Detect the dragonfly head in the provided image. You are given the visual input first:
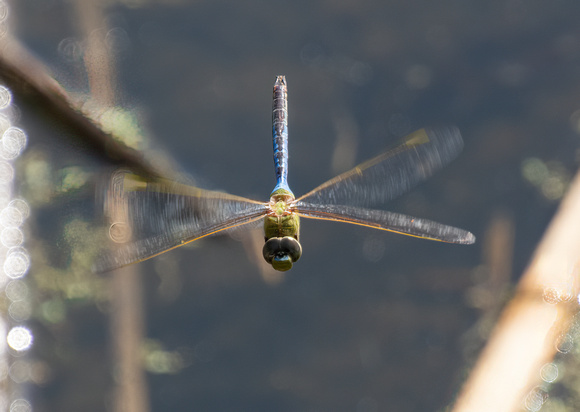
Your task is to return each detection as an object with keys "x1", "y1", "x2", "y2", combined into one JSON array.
[{"x1": 262, "y1": 236, "x2": 302, "y2": 271}]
